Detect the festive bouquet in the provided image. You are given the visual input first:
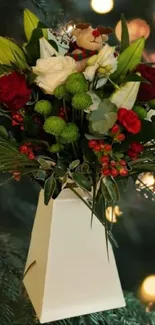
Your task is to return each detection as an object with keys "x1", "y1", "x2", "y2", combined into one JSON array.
[{"x1": 0, "y1": 9, "x2": 155, "y2": 224}]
